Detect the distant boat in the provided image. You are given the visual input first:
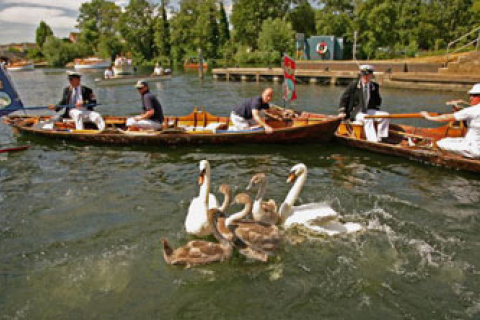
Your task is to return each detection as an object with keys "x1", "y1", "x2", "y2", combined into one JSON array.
[
  {"x1": 183, "y1": 57, "x2": 208, "y2": 69},
  {"x1": 95, "y1": 74, "x2": 171, "y2": 86},
  {"x1": 74, "y1": 57, "x2": 111, "y2": 70},
  {"x1": 6, "y1": 61, "x2": 34, "y2": 71},
  {"x1": 113, "y1": 64, "x2": 136, "y2": 75}
]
